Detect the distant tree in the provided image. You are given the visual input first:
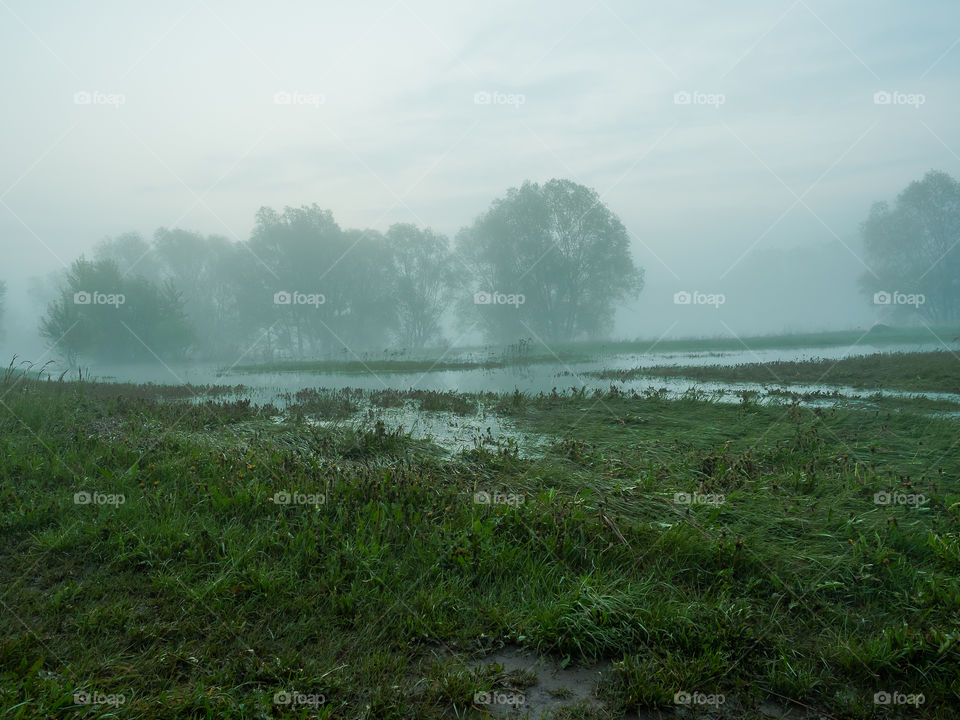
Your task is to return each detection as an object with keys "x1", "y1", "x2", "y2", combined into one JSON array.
[
  {"x1": 152, "y1": 228, "x2": 246, "y2": 359},
  {"x1": 39, "y1": 257, "x2": 192, "y2": 364},
  {"x1": 337, "y1": 228, "x2": 397, "y2": 351},
  {"x1": 93, "y1": 232, "x2": 157, "y2": 278},
  {"x1": 246, "y1": 205, "x2": 397, "y2": 358},
  {"x1": 246, "y1": 205, "x2": 343, "y2": 357},
  {"x1": 860, "y1": 170, "x2": 960, "y2": 325},
  {"x1": 456, "y1": 179, "x2": 643, "y2": 343},
  {"x1": 385, "y1": 223, "x2": 459, "y2": 348}
]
